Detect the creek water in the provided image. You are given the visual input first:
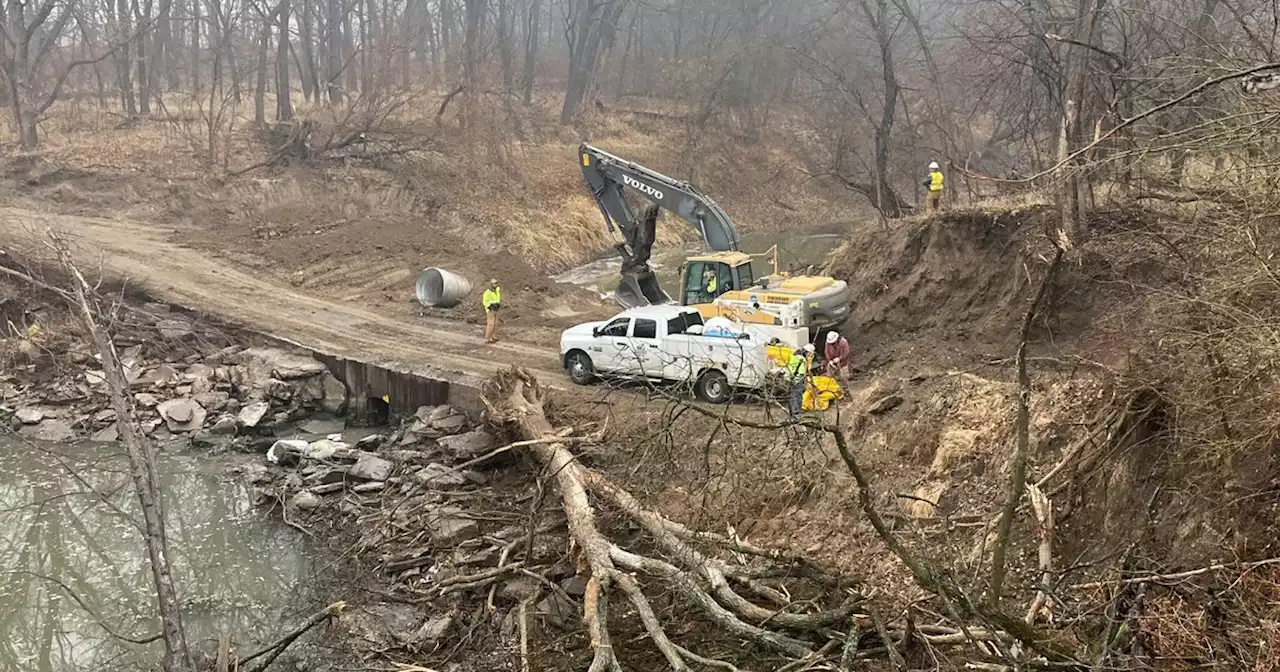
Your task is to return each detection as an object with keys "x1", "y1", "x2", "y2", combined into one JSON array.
[
  {"x1": 552, "y1": 231, "x2": 848, "y2": 300},
  {"x1": 0, "y1": 437, "x2": 321, "y2": 672}
]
